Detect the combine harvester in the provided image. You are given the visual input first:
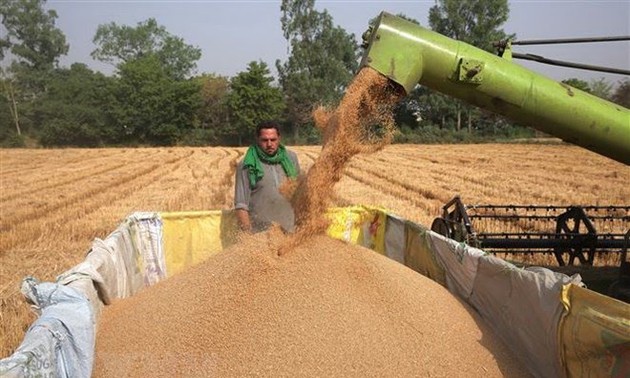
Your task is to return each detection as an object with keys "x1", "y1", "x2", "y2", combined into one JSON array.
[
  {"x1": 1, "y1": 12, "x2": 629, "y2": 378},
  {"x1": 431, "y1": 196, "x2": 629, "y2": 291}
]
